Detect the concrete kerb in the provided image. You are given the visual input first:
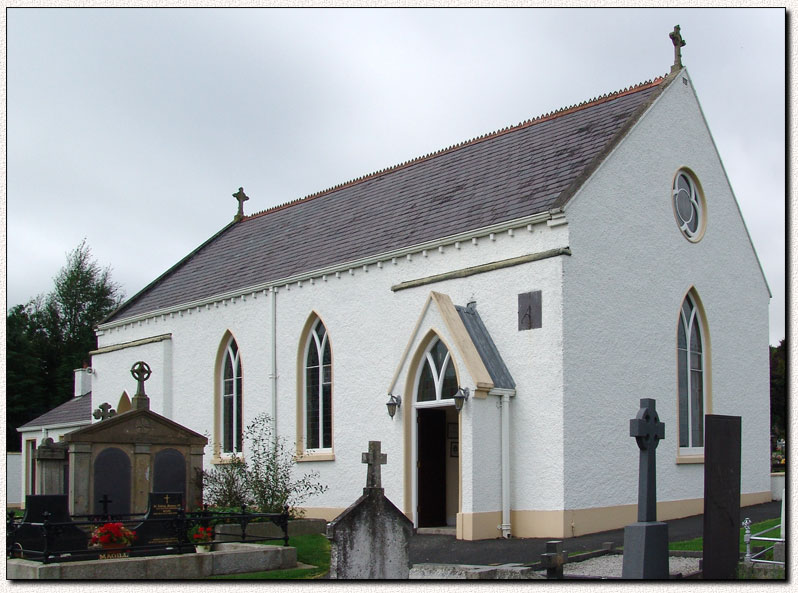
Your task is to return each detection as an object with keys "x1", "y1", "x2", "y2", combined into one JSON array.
[{"x1": 7, "y1": 542, "x2": 297, "y2": 580}]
